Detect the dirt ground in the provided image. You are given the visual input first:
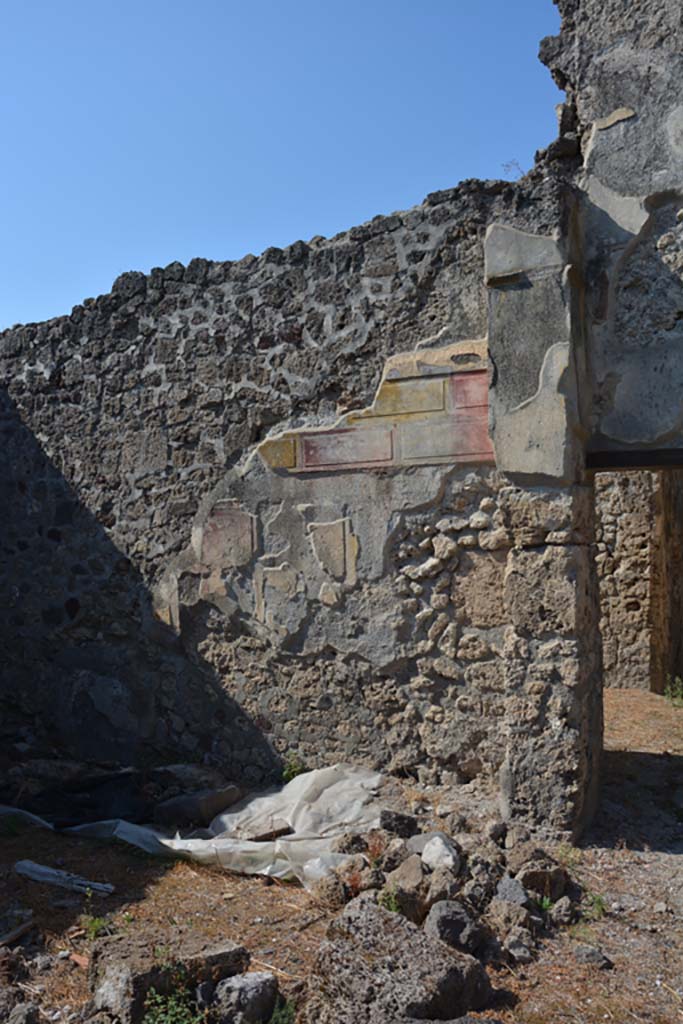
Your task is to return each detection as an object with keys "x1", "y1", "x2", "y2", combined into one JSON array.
[{"x1": 1, "y1": 689, "x2": 682, "y2": 1023}]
